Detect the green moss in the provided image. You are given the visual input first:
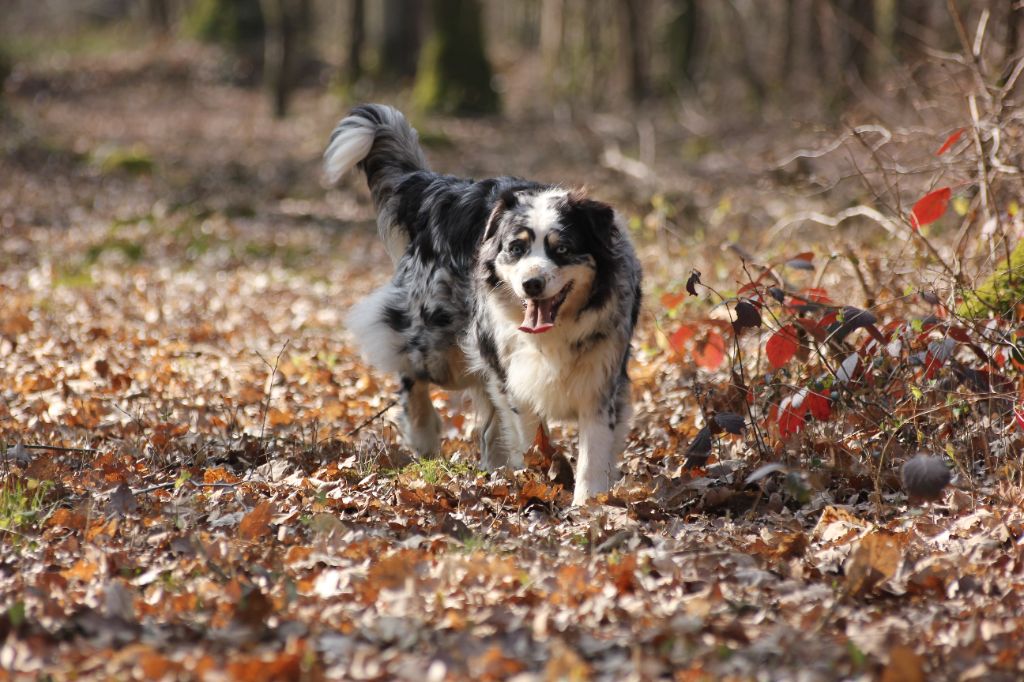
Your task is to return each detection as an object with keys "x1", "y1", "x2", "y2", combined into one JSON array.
[
  {"x1": 97, "y1": 145, "x2": 155, "y2": 175},
  {"x1": 185, "y1": 0, "x2": 264, "y2": 48},
  {"x1": 958, "y1": 240, "x2": 1024, "y2": 318},
  {"x1": 412, "y1": 0, "x2": 499, "y2": 116}
]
